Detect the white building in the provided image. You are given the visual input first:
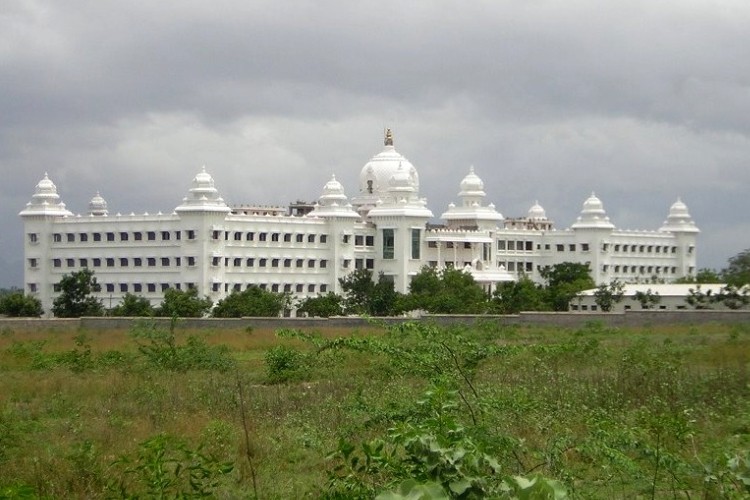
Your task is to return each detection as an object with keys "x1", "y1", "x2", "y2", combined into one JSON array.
[
  {"x1": 20, "y1": 130, "x2": 699, "y2": 315},
  {"x1": 572, "y1": 284, "x2": 747, "y2": 313}
]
